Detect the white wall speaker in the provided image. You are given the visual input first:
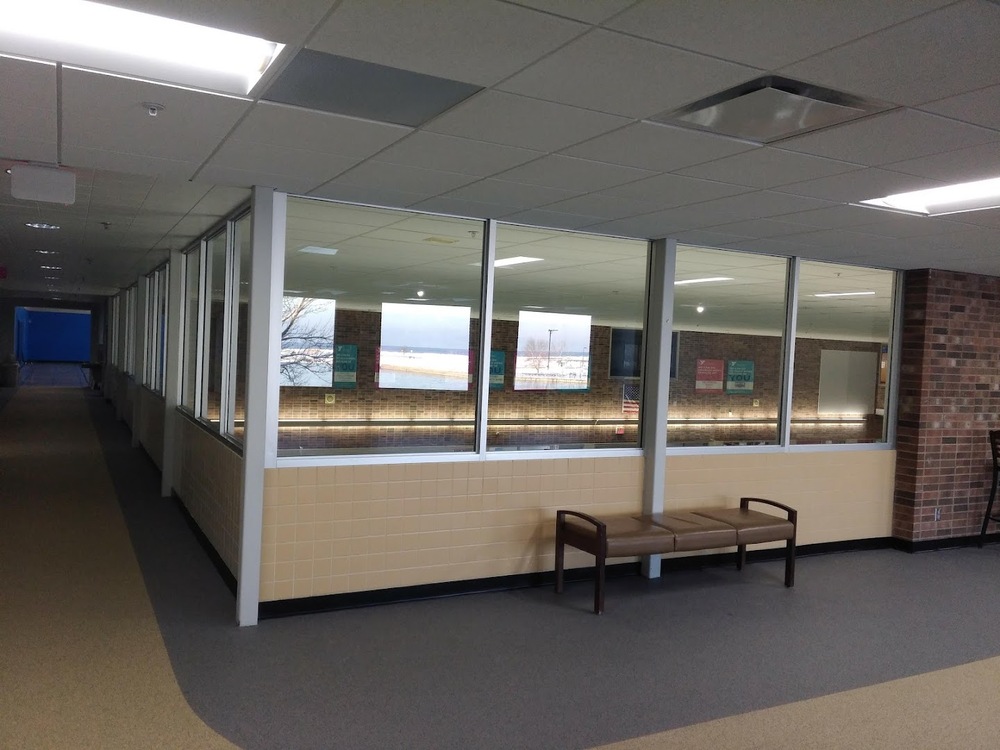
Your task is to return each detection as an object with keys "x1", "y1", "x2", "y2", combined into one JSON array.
[{"x1": 10, "y1": 164, "x2": 76, "y2": 205}]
